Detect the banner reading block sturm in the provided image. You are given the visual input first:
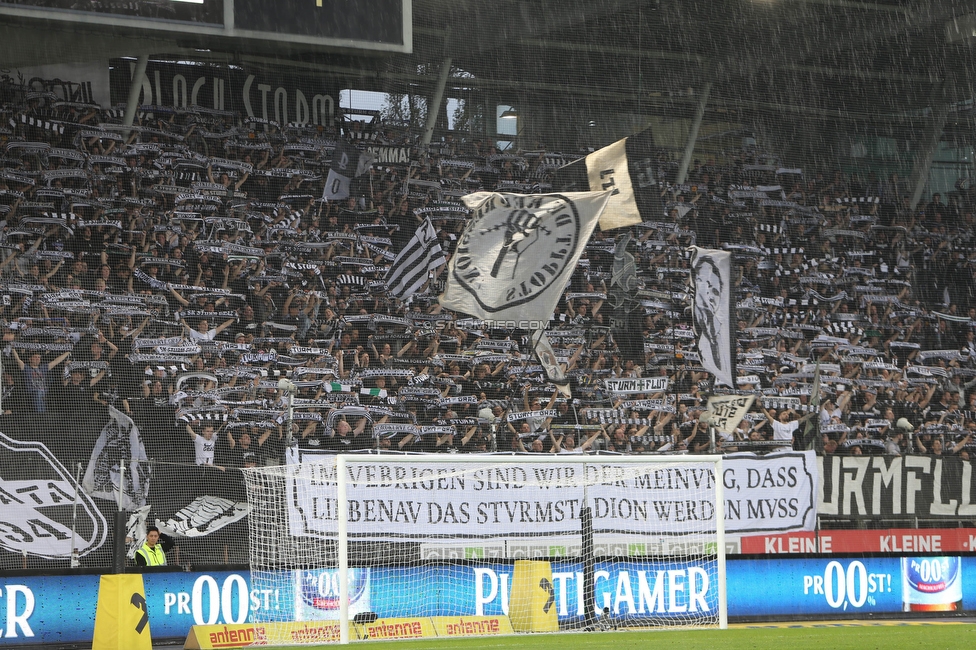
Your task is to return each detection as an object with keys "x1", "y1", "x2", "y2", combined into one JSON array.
[{"x1": 283, "y1": 451, "x2": 817, "y2": 540}]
